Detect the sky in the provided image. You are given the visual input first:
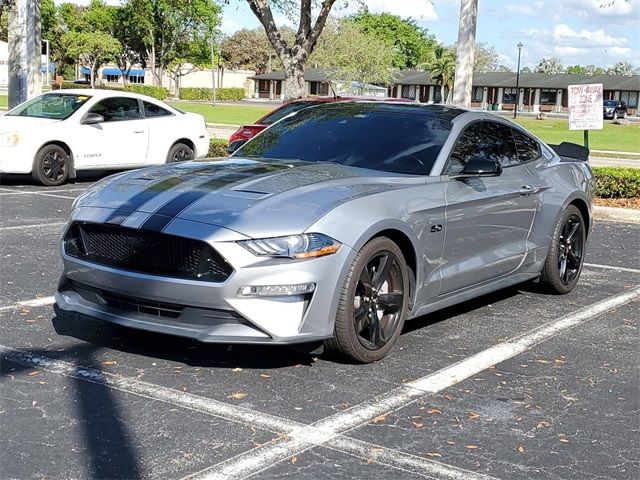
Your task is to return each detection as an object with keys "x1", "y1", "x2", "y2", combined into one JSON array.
[{"x1": 60, "y1": 0, "x2": 639, "y2": 70}]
